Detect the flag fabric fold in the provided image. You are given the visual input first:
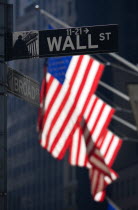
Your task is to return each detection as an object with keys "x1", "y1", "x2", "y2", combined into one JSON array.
[
  {"x1": 69, "y1": 95, "x2": 115, "y2": 167},
  {"x1": 89, "y1": 167, "x2": 118, "y2": 202},
  {"x1": 69, "y1": 112, "x2": 122, "y2": 201},
  {"x1": 98, "y1": 129, "x2": 123, "y2": 167},
  {"x1": 68, "y1": 95, "x2": 122, "y2": 201},
  {"x1": 91, "y1": 130, "x2": 122, "y2": 201}
]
